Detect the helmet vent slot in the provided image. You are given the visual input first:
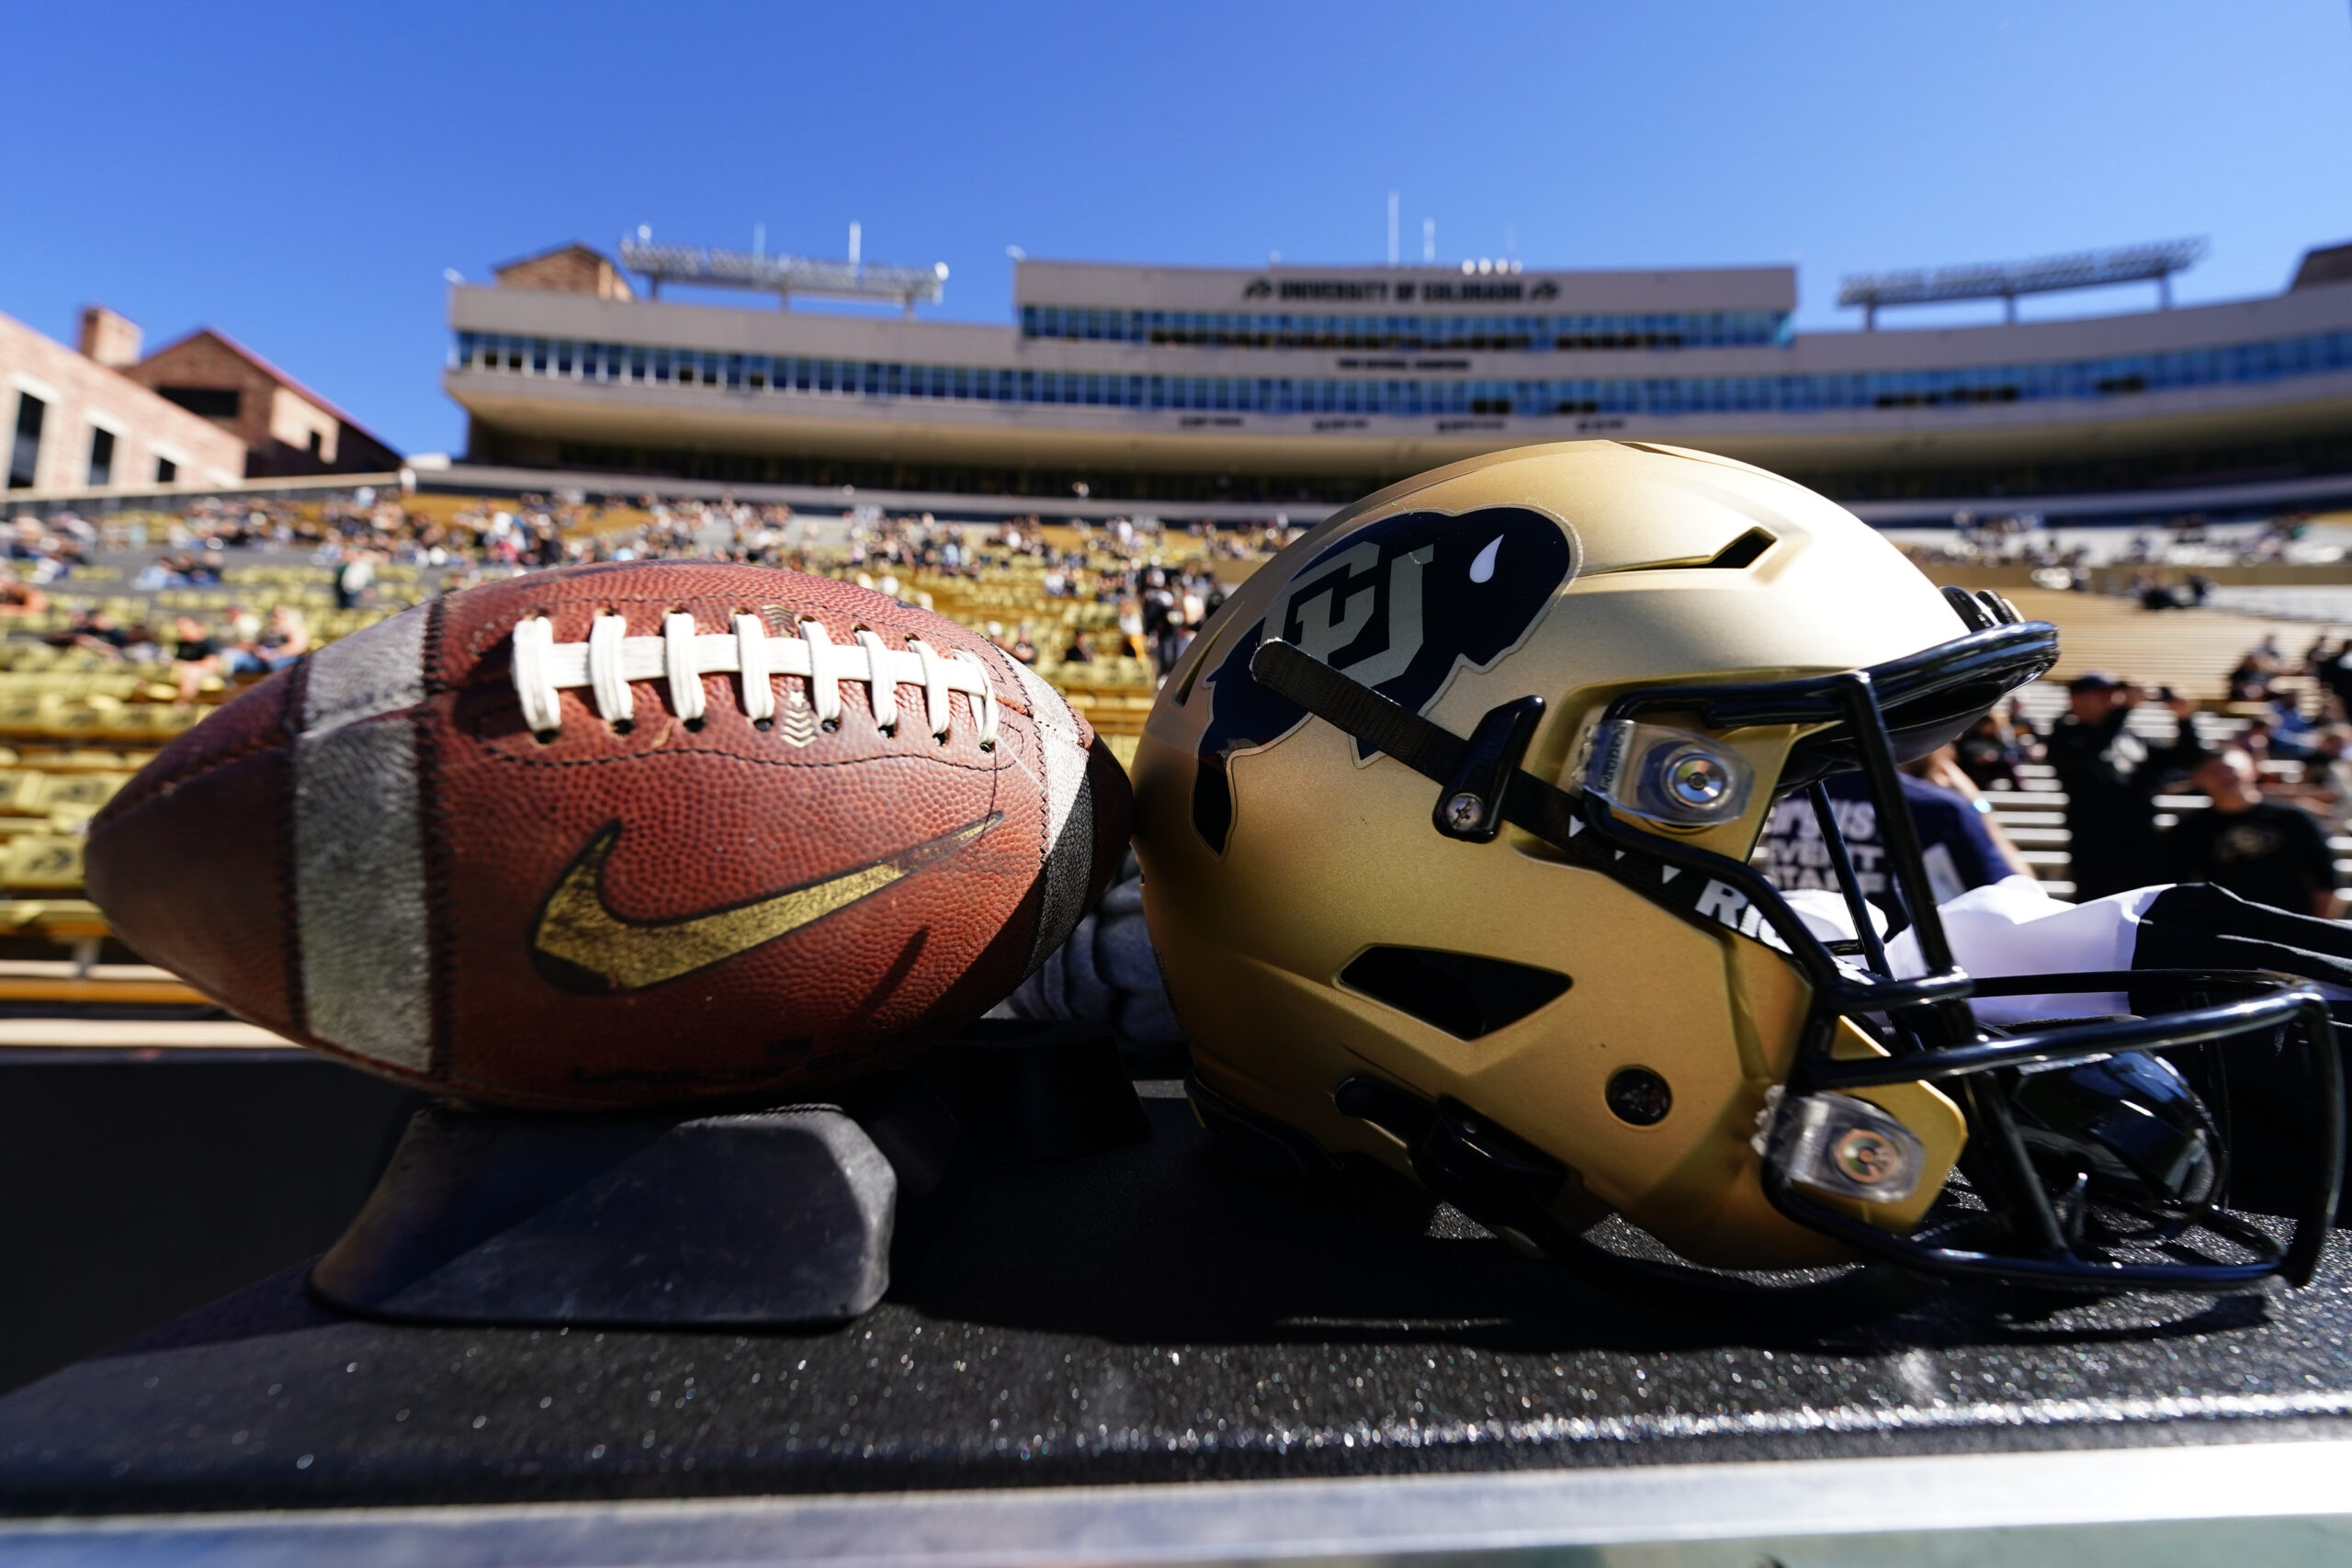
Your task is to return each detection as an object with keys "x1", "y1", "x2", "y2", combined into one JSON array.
[
  {"x1": 1607, "y1": 526, "x2": 1777, "y2": 573},
  {"x1": 1338, "y1": 946, "x2": 1570, "y2": 1040},
  {"x1": 1702, "y1": 527, "x2": 1776, "y2": 570}
]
